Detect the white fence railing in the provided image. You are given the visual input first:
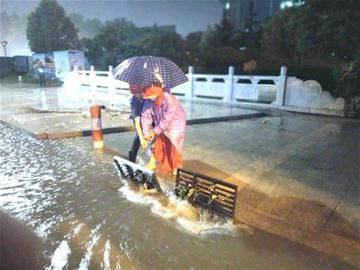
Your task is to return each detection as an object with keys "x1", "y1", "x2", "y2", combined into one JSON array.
[
  {"x1": 172, "y1": 66, "x2": 285, "y2": 104},
  {"x1": 63, "y1": 65, "x2": 345, "y2": 116},
  {"x1": 64, "y1": 65, "x2": 289, "y2": 107}
]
